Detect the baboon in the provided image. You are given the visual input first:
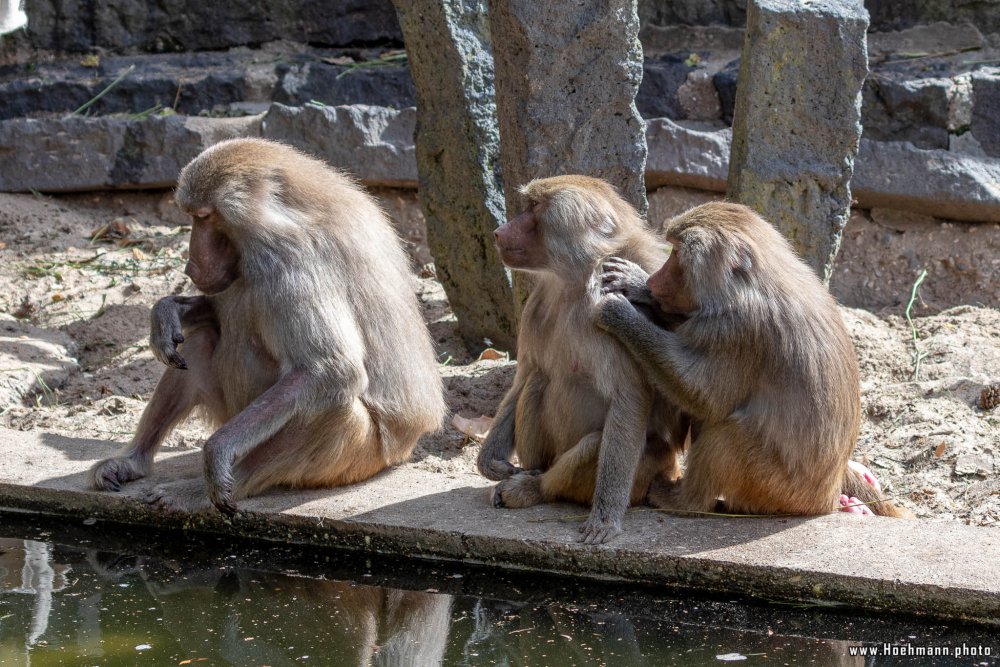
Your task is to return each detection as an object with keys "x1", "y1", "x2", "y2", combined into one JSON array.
[
  {"x1": 596, "y1": 202, "x2": 908, "y2": 518},
  {"x1": 90, "y1": 138, "x2": 446, "y2": 512},
  {"x1": 476, "y1": 175, "x2": 689, "y2": 544}
]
